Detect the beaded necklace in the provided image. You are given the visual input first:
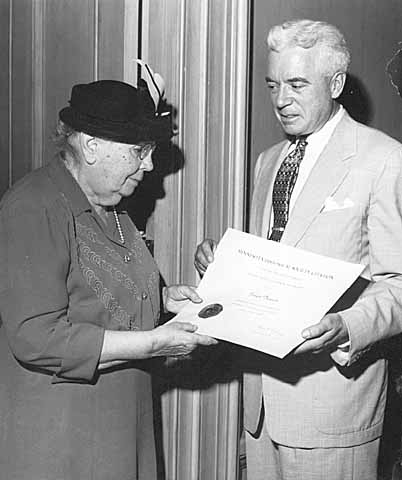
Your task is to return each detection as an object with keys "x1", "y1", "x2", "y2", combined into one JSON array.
[{"x1": 112, "y1": 208, "x2": 125, "y2": 244}]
